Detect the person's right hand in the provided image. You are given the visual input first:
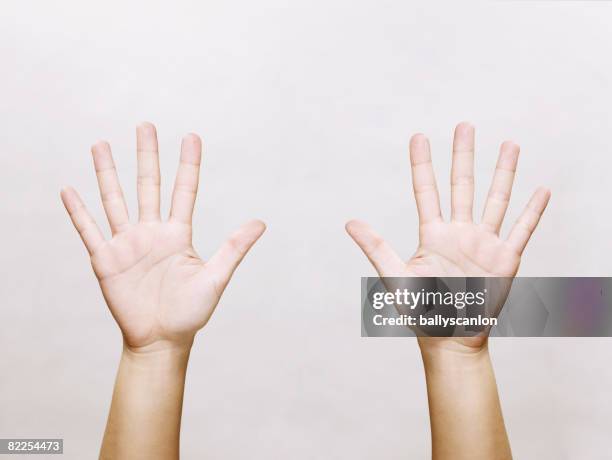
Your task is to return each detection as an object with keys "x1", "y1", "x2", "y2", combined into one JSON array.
[{"x1": 61, "y1": 123, "x2": 265, "y2": 353}]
